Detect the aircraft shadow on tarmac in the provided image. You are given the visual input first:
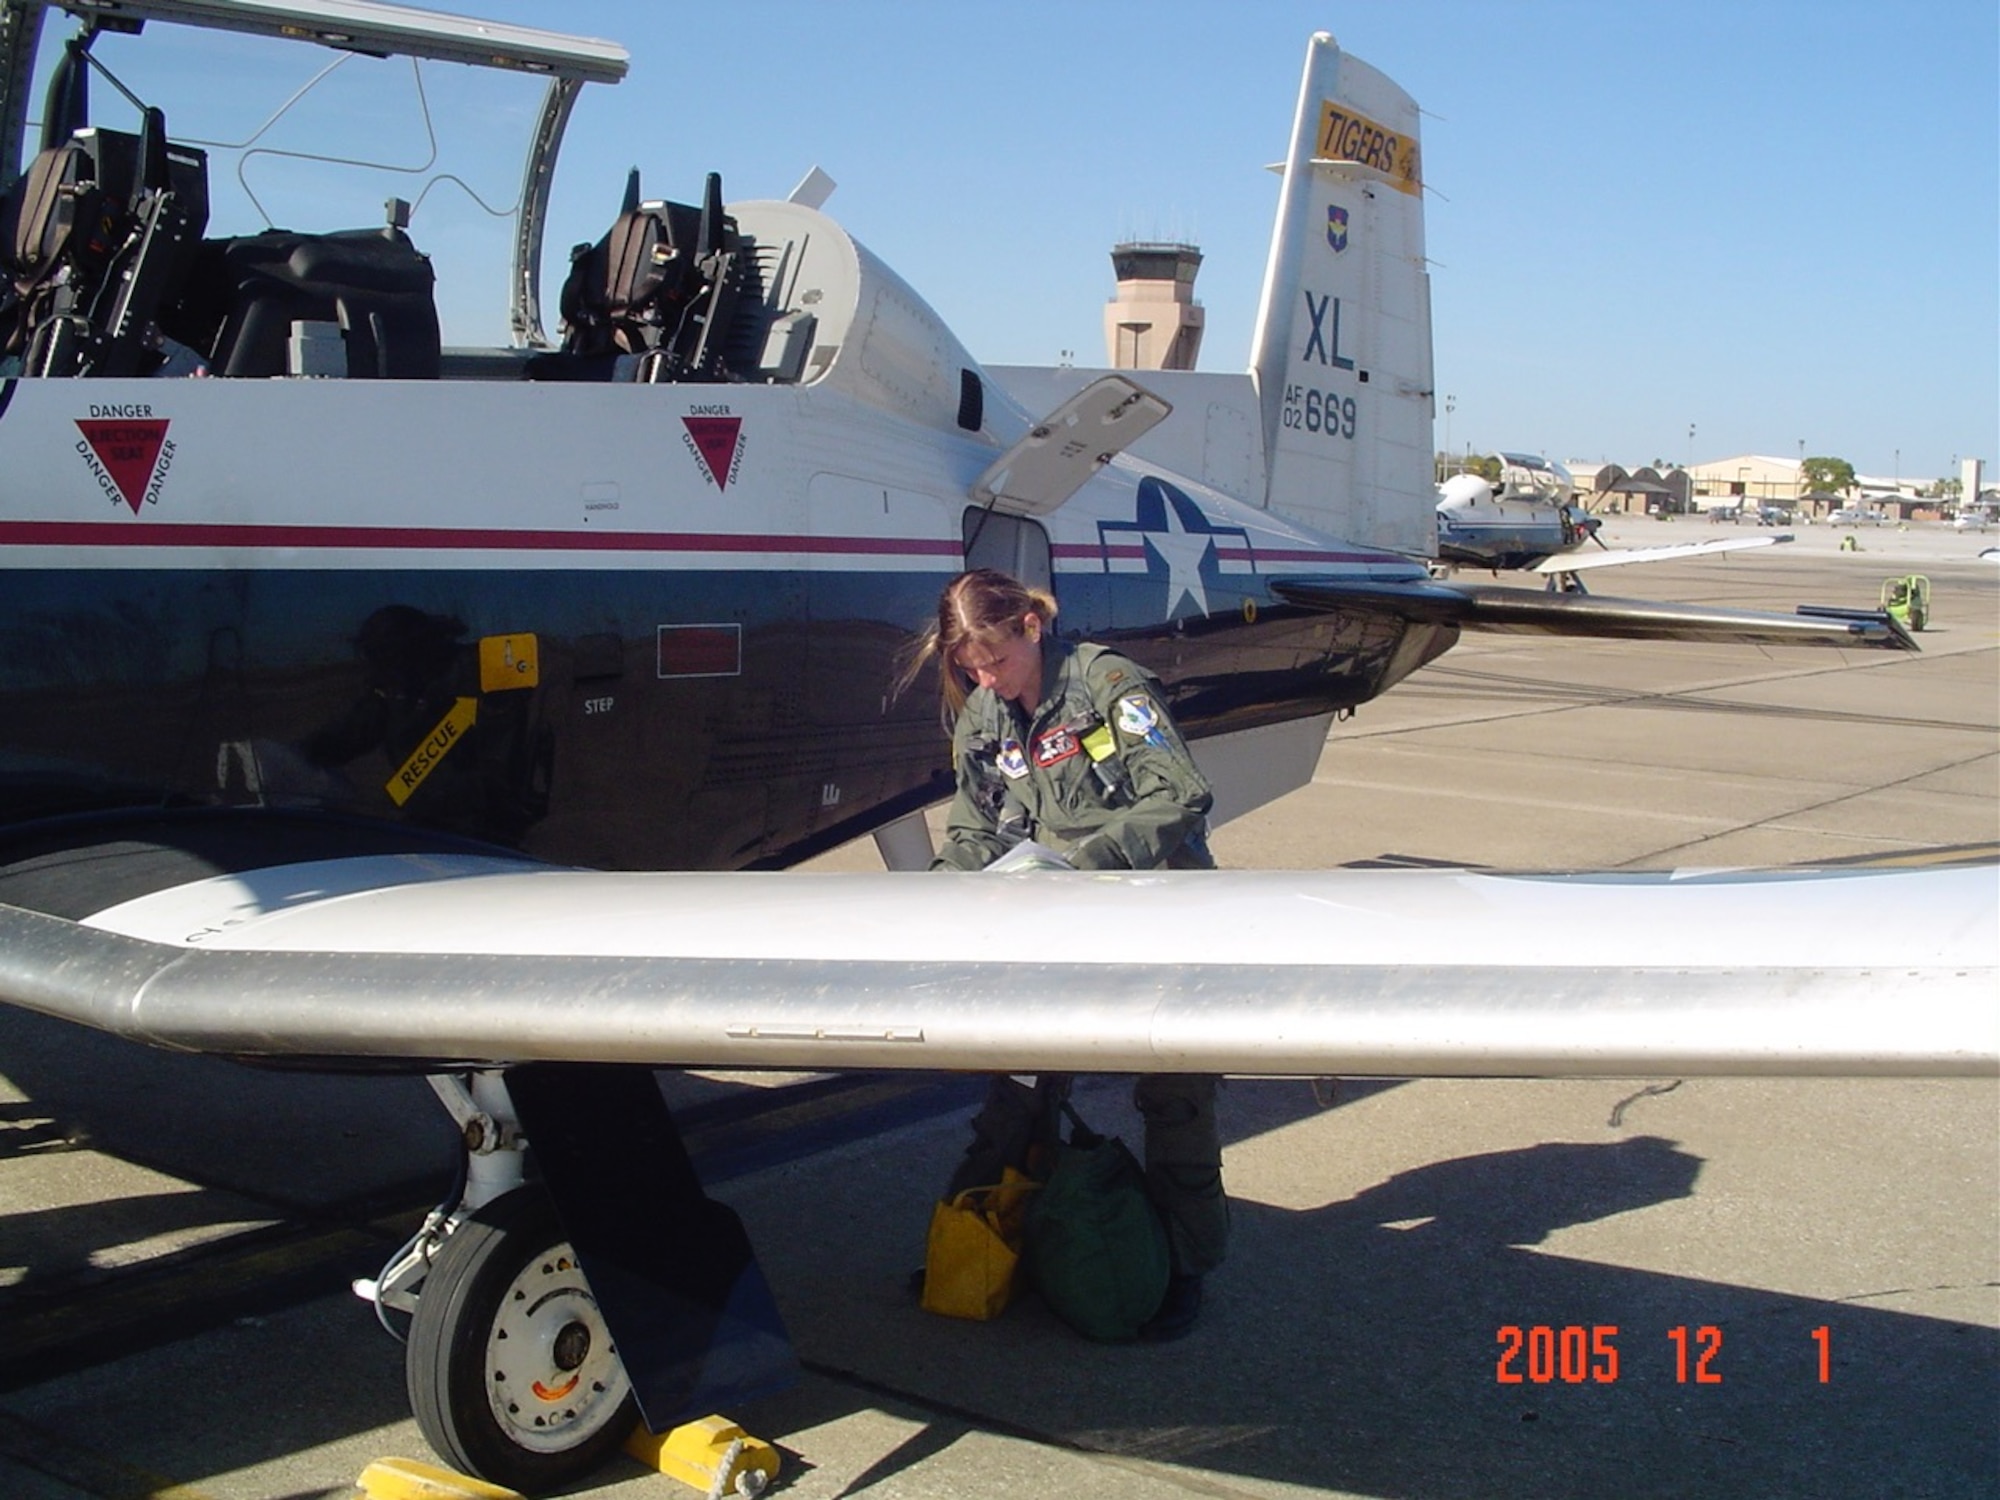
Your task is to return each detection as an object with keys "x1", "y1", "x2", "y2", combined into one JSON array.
[
  {"x1": 0, "y1": 1008, "x2": 460, "y2": 1213},
  {"x1": 739, "y1": 1079, "x2": 1998, "y2": 1500},
  {"x1": 0, "y1": 1005, "x2": 460, "y2": 1385},
  {"x1": 3, "y1": 1020, "x2": 1994, "y2": 1500}
]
